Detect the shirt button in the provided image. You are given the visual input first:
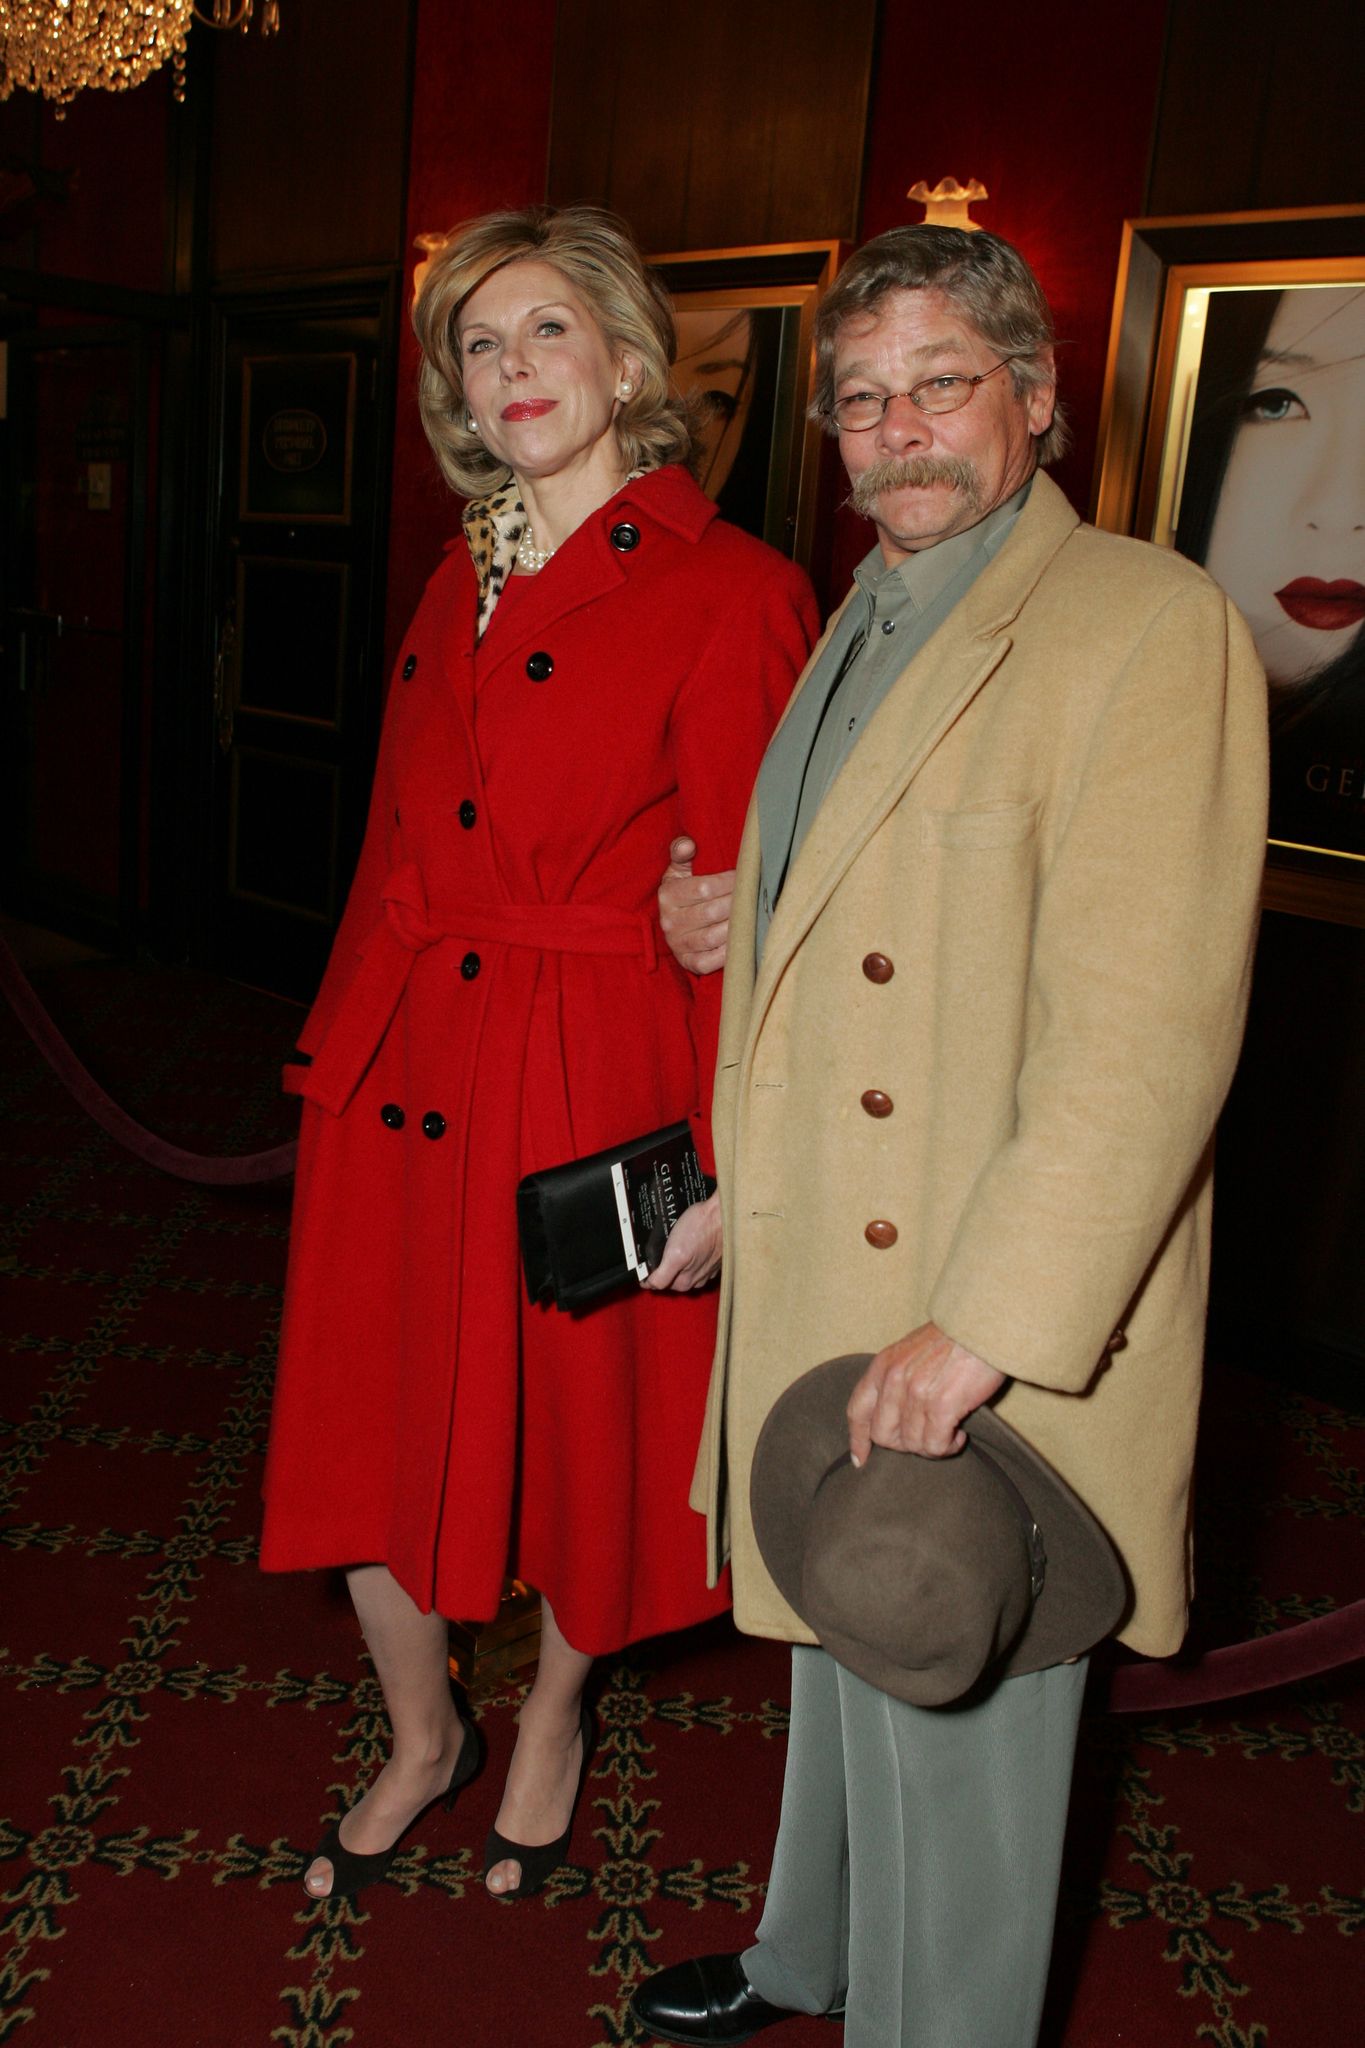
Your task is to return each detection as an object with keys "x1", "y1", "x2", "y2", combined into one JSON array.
[
  {"x1": 380, "y1": 1103, "x2": 405, "y2": 1130},
  {"x1": 402, "y1": 653, "x2": 417, "y2": 678},
  {"x1": 864, "y1": 1219, "x2": 899, "y2": 1249},
  {"x1": 460, "y1": 951, "x2": 481, "y2": 980},
  {"x1": 421, "y1": 1111, "x2": 447, "y2": 1140},
  {"x1": 609, "y1": 521, "x2": 640, "y2": 551},
  {"x1": 847, "y1": 717, "x2": 856, "y2": 730},
  {"x1": 860, "y1": 1090, "x2": 894, "y2": 1118},
  {"x1": 881, "y1": 619, "x2": 895, "y2": 635},
  {"x1": 862, "y1": 952, "x2": 895, "y2": 983},
  {"x1": 459, "y1": 799, "x2": 477, "y2": 829},
  {"x1": 526, "y1": 650, "x2": 553, "y2": 681}
]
